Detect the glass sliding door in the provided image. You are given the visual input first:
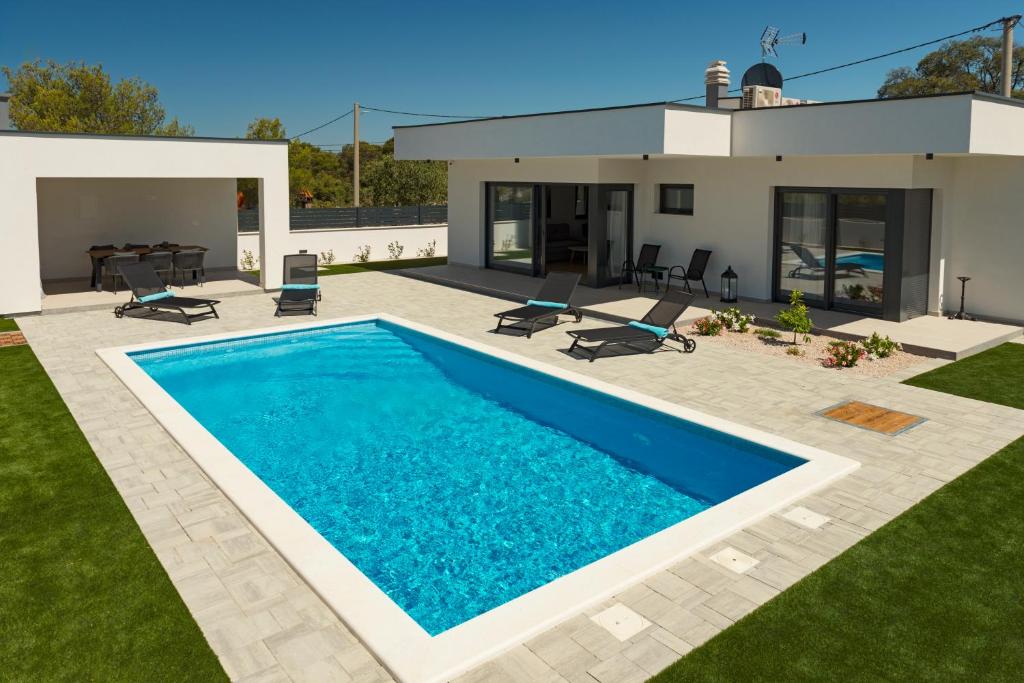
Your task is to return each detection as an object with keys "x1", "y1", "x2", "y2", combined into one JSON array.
[
  {"x1": 776, "y1": 191, "x2": 829, "y2": 303},
  {"x1": 832, "y1": 193, "x2": 886, "y2": 313},
  {"x1": 487, "y1": 184, "x2": 536, "y2": 273},
  {"x1": 590, "y1": 185, "x2": 634, "y2": 287}
]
